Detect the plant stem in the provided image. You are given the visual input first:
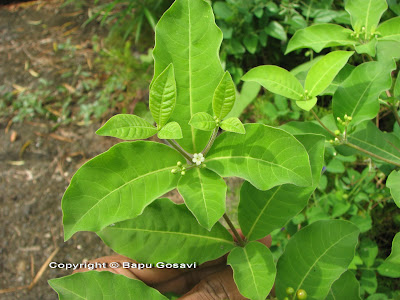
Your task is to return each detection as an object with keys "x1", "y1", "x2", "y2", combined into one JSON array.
[
  {"x1": 310, "y1": 109, "x2": 335, "y2": 137},
  {"x1": 202, "y1": 127, "x2": 219, "y2": 156},
  {"x1": 392, "y1": 105, "x2": 400, "y2": 127},
  {"x1": 223, "y1": 213, "x2": 245, "y2": 247},
  {"x1": 166, "y1": 139, "x2": 192, "y2": 162}
]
